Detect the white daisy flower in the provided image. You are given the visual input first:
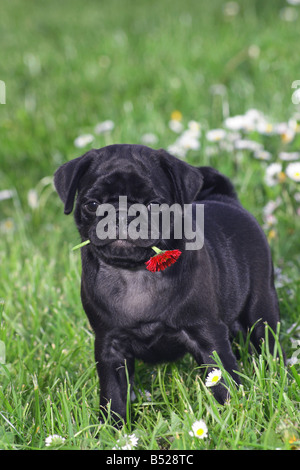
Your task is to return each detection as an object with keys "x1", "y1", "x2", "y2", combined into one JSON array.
[
  {"x1": 264, "y1": 163, "x2": 283, "y2": 186},
  {"x1": 224, "y1": 115, "x2": 247, "y2": 131},
  {"x1": 278, "y1": 151, "x2": 300, "y2": 161},
  {"x1": 226, "y1": 131, "x2": 241, "y2": 142},
  {"x1": 256, "y1": 121, "x2": 274, "y2": 135},
  {"x1": 281, "y1": 128, "x2": 295, "y2": 144},
  {"x1": 245, "y1": 108, "x2": 266, "y2": 129},
  {"x1": 74, "y1": 133, "x2": 94, "y2": 148},
  {"x1": 285, "y1": 162, "x2": 300, "y2": 182},
  {"x1": 253, "y1": 149, "x2": 272, "y2": 161},
  {"x1": 141, "y1": 133, "x2": 158, "y2": 145},
  {"x1": 294, "y1": 192, "x2": 300, "y2": 202},
  {"x1": 288, "y1": 117, "x2": 300, "y2": 133},
  {"x1": 223, "y1": 2, "x2": 240, "y2": 17},
  {"x1": 234, "y1": 139, "x2": 263, "y2": 151},
  {"x1": 27, "y1": 189, "x2": 39, "y2": 209},
  {"x1": 205, "y1": 368, "x2": 222, "y2": 387},
  {"x1": 224, "y1": 110, "x2": 265, "y2": 132},
  {"x1": 45, "y1": 434, "x2": 66, "y2": 447},
  {"x1": 94, "y1": 120, "x2": 115, "y2": 134},
  {"x1": 131, "y1": 388, "x2": 152, "y2": 402},
  {"x1": 275, "y1": 124, "x2": 295, "y2": 143},
  {"x1": 187, "y1": 120, "x2": 201, "y2": 137},
  {"x1": 263, "y1": 213, "x2": 278, "y2": 228},
  {"x1": 0, "y1": 219, "x2": 15, "y2": 234},
  {"x1": 0, "y1": 189, "x2": 15, "y2": 201},
  {"x1": 291, "y1": 88, "x2": 300, "y2": 106},
  {"x1": 167, "y1": 143, "x2": 187, "y2": 159},
  {"x1": 189, "y1": 420, "x2": 208, "y2": 439},
  {"x1": 169, "y1": 119, "x2": 184, "y2": 133},
  {"x1": 128, "y1": 433, "x2": 139, "y2": 447},
  {"x1": 248, "y1": 44, "x2": 260, "y2": 59},
  {"x1": 263, "y1": 199, "x2": 281, "y2": 217},
  {"x1": 206, "y1": 129, "x2": 227, "y2": 142},
  {"x1": 112, "y1": 433, "x2": 139, "y2": 450},
  {"x1": 280, "y1": 7, "x2": 298, "y2": 22},
  {"x1": 219, "y1": 140, "x2": 234, "y2": 153},
  {"x1": 177, "y1": 130, "x2": 201, "y2": 150}
]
